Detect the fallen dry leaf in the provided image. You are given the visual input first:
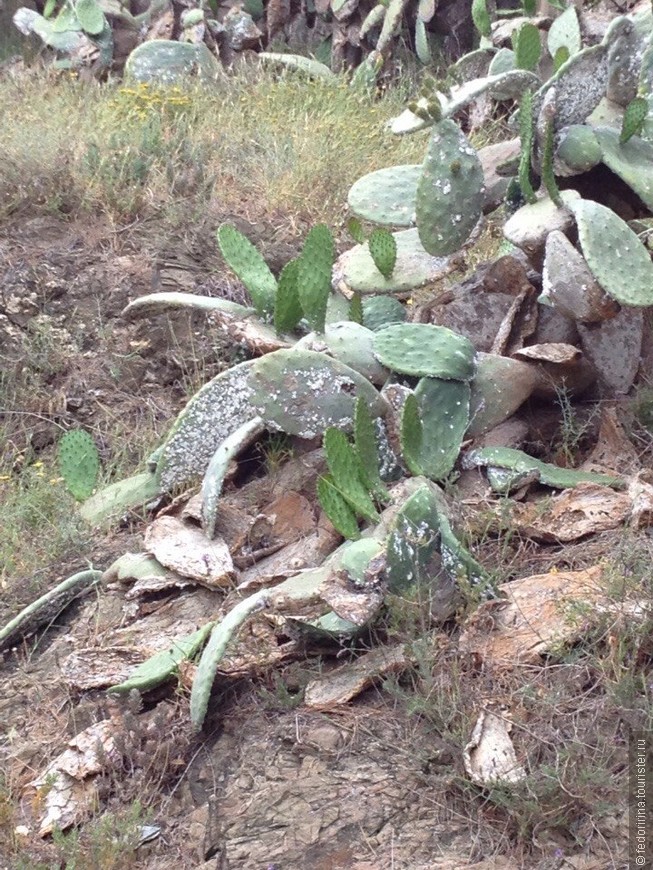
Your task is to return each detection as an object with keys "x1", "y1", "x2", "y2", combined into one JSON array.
[
  {"x1": 463, "y1": 709, "x2": 526, "y2": 786},
  {"x1": 29, "y1": 721, "x2": 121, "y2": 836},
  {"x1": 304, "y1": 645, "x2": 409, "y2": 709},
  {"x1": 498, "y1": 482, "x2": 630, "y2": 542},
  {"x1": 459, "y1": 566, "x2": 606, "y2": 666},
  {"x1": 144, "y1": 515, "x2": 235, "y2": 588}
]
